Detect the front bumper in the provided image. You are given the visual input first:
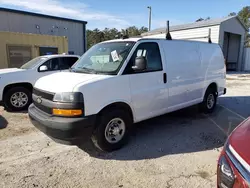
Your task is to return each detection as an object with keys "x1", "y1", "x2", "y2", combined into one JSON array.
[{"x1": 28, "y1": 104, "x2": 96, "y2": 145}]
